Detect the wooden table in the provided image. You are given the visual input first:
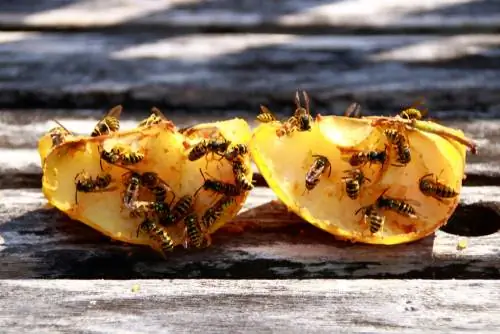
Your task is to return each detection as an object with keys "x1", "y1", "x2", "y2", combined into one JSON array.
[{"x1": 0, "y1": 1, "x2": 499, "y2": 332}]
